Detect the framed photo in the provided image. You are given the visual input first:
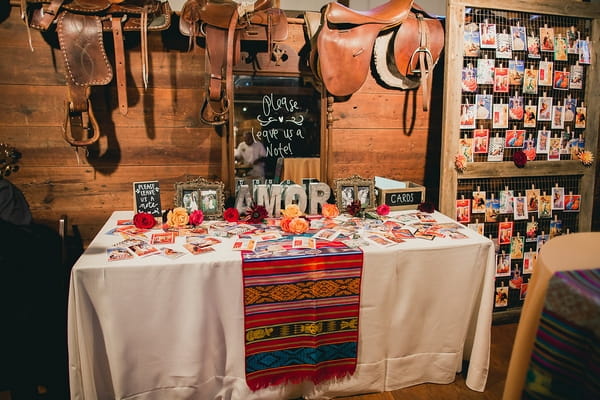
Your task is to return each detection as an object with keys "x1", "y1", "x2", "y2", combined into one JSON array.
[
  {"x1": 334, "y1": 175, "x2": 375, "y2": 211},
  {"x1": 174, "y1": 177, "x2": 225, "y2": 219}
]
